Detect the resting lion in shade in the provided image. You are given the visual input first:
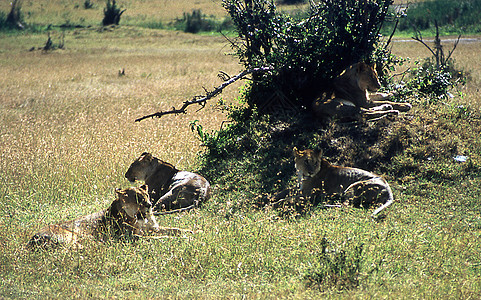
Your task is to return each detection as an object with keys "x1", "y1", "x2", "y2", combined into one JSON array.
[
  {"x1": 312, "y1": 62, "x2": 412, "y2": 121},
  {"x1": 28, "y1": 185, "x2": 191, "y2": 249},
  {"x1": 125, "y1": 152, "x2": 211, "y2": 213},
  {"x1": 293, "y1": 147, "x2": 394, "y2": 217}
]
